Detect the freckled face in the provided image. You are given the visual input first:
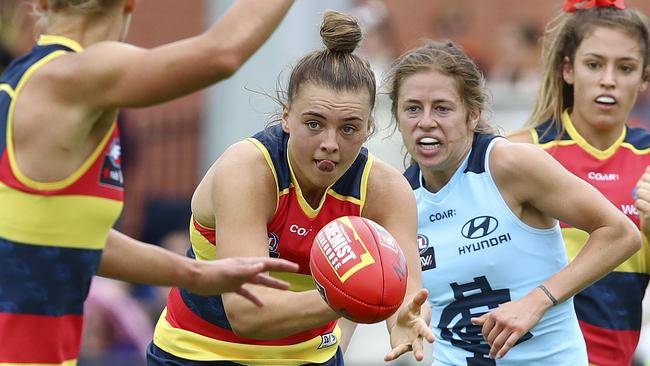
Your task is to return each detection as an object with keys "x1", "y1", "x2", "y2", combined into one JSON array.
[
  {"x1": 397, "y1": 68, "x2": 477, "y2": 175},
  {"x1": 282, "y1": 83, "x2": 372, "y2": 191}
]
